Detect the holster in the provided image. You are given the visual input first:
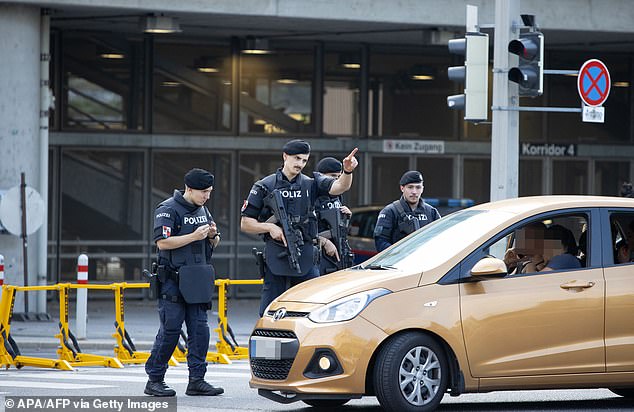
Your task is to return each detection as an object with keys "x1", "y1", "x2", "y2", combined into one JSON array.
[
  {"x1": 252, "y1": 248, "x2": 265, "y2": 278},
  {"x1": 143, "y1": 263, "x2": 160, "y2": 300},
  {"x1": 178, "y1": 264, "x2": 215, "y2": 304}
]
